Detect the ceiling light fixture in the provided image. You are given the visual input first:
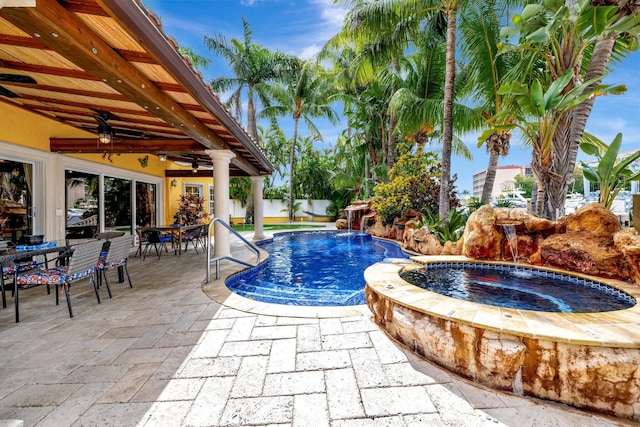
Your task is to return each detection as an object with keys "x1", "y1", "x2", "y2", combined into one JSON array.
[
  {"x1": 96, "y1": 113, "x2": 114, "y2": 145},
  {"x1": 191, "y1": 159, "x2": 199, "y2": 173},
  {"x1": 158, "y1": 153, "x2": 167, "y2": 162}
]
